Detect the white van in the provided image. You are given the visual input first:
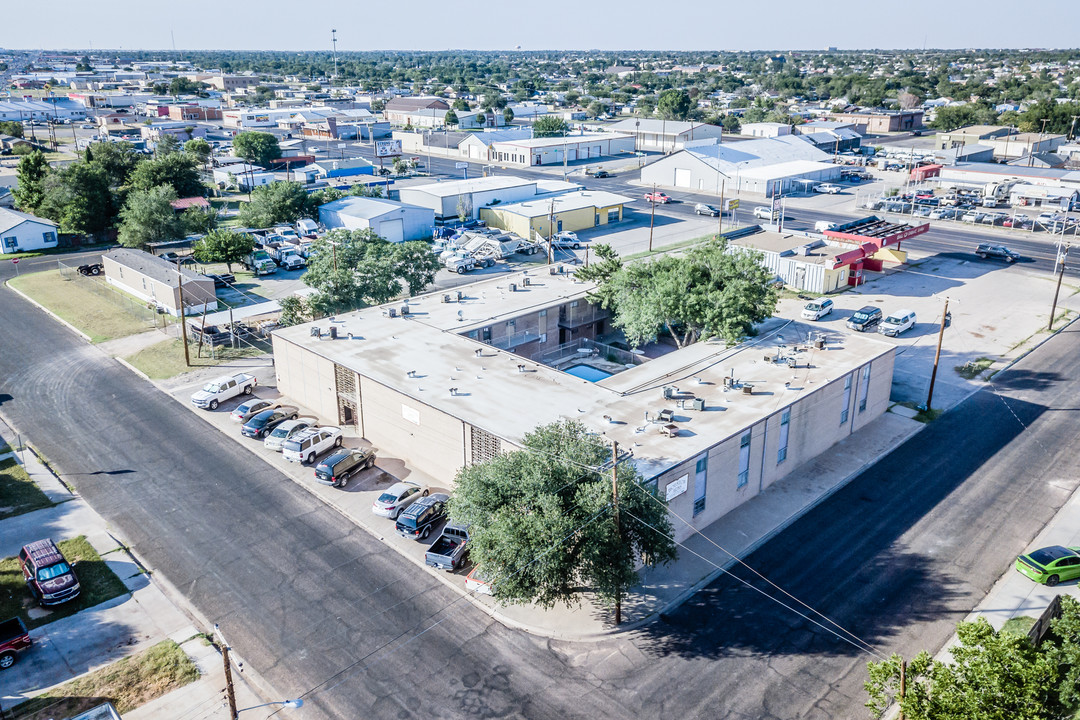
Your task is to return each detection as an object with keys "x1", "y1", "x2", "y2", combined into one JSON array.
[
  {"x1": 801, "y1": 297, "x2": 834, "y2": 320},
  {"x1": 879, "y1": 309, "x2": 917, "y2": 337},
  {"x1": 815, "y1": 221, "x2": 838, "y2": 233}
]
